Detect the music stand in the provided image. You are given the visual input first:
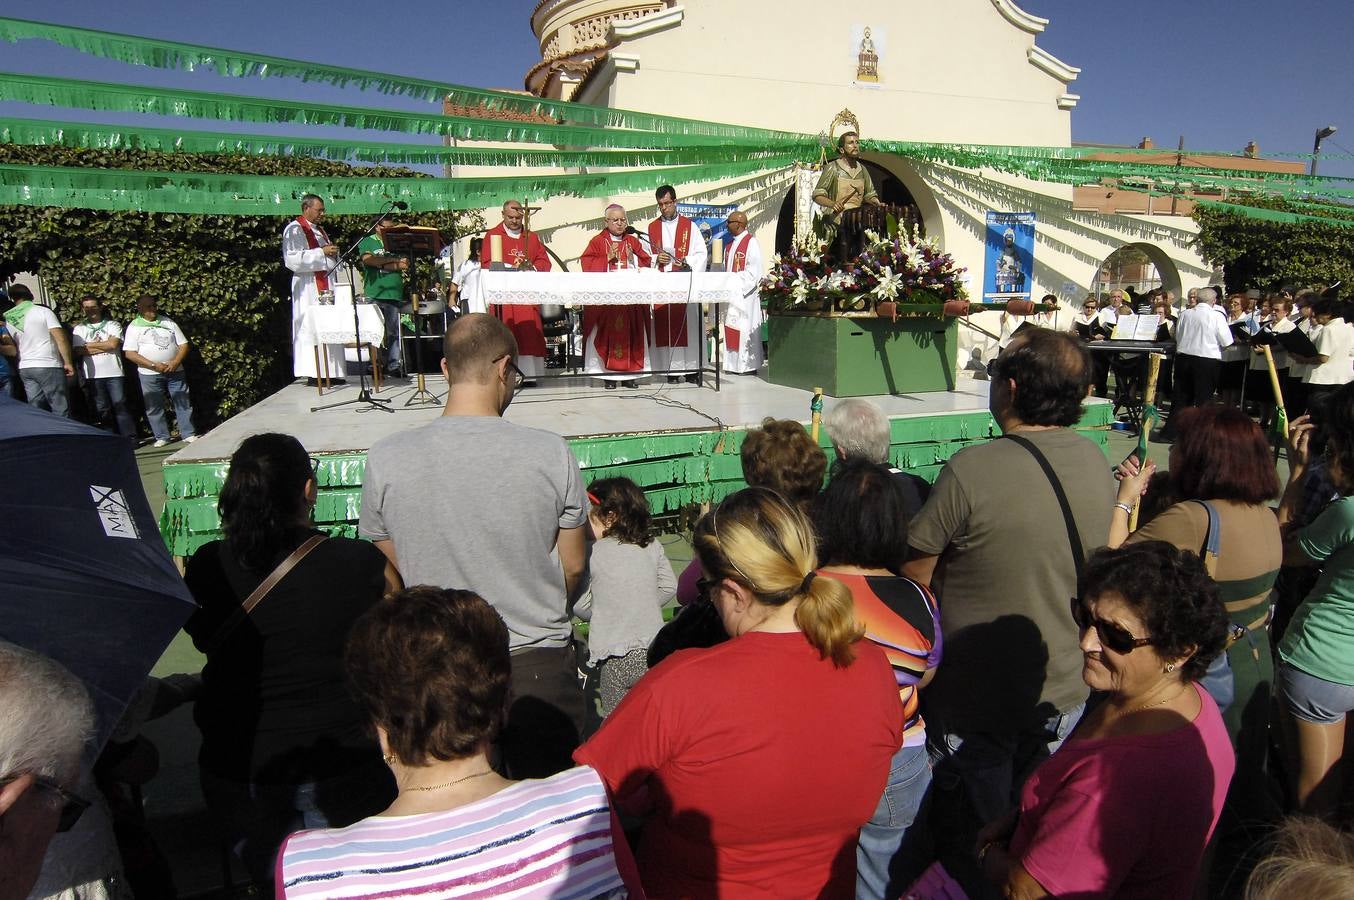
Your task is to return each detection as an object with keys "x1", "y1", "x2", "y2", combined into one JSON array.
[{"x1": 384, "y1": 226, "x2": 445, "y2": 407}]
